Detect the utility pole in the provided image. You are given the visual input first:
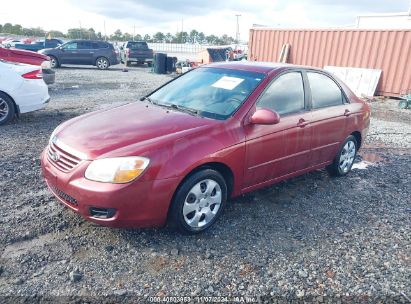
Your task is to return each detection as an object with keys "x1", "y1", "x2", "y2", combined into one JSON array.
[
  {"x1": 79, "y1": 20, "x2": 82, "y2": 39},
  {"x1": 133, "y1": 25, "x2": 136, "y2": 41},
  {"x1": 235, "y1": 14, "x2": 241, "y2": 47},
  {"x1": 181, "y1": 18, "x2": 184, "y2": 43},
  {"x1": 104, "y1": 20, "x2": 107, "y2": 40}
]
